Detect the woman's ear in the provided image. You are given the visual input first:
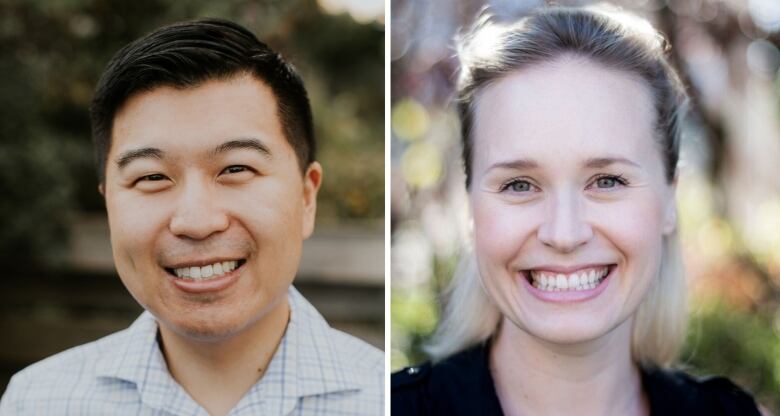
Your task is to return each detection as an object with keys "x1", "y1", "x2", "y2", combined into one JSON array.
[{"x1": 662, "y1": 173, "x2": 678, "y2": 235}]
